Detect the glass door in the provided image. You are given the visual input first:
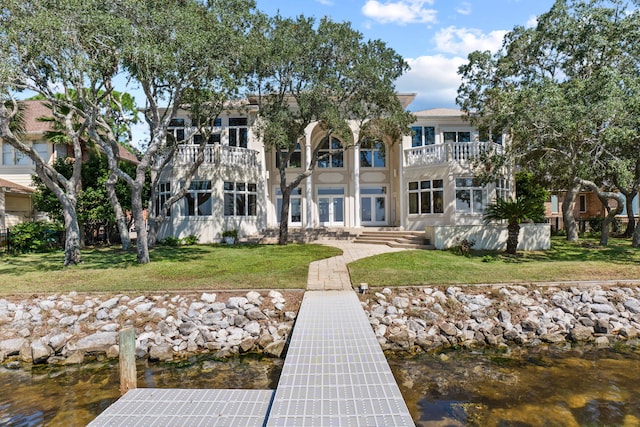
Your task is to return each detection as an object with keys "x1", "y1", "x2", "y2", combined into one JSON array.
[
  {"x1": 361, "y1": 187, "x2": 387, "y2": 226},
  {"x1": 317, "y1": 187, "x2": 344, "y2": 226}
]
